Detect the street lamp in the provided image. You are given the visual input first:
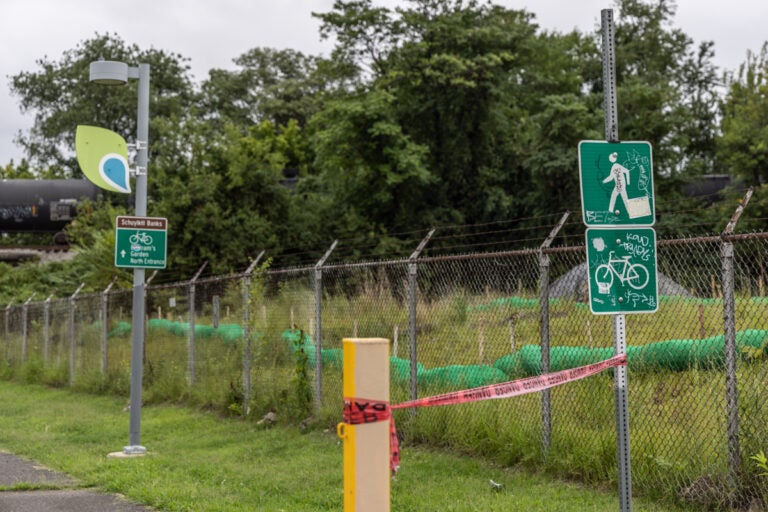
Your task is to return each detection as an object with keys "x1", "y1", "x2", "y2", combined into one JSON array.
[{"x1": 90, "y1": 59, "x2": 150, "y2": 456}]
